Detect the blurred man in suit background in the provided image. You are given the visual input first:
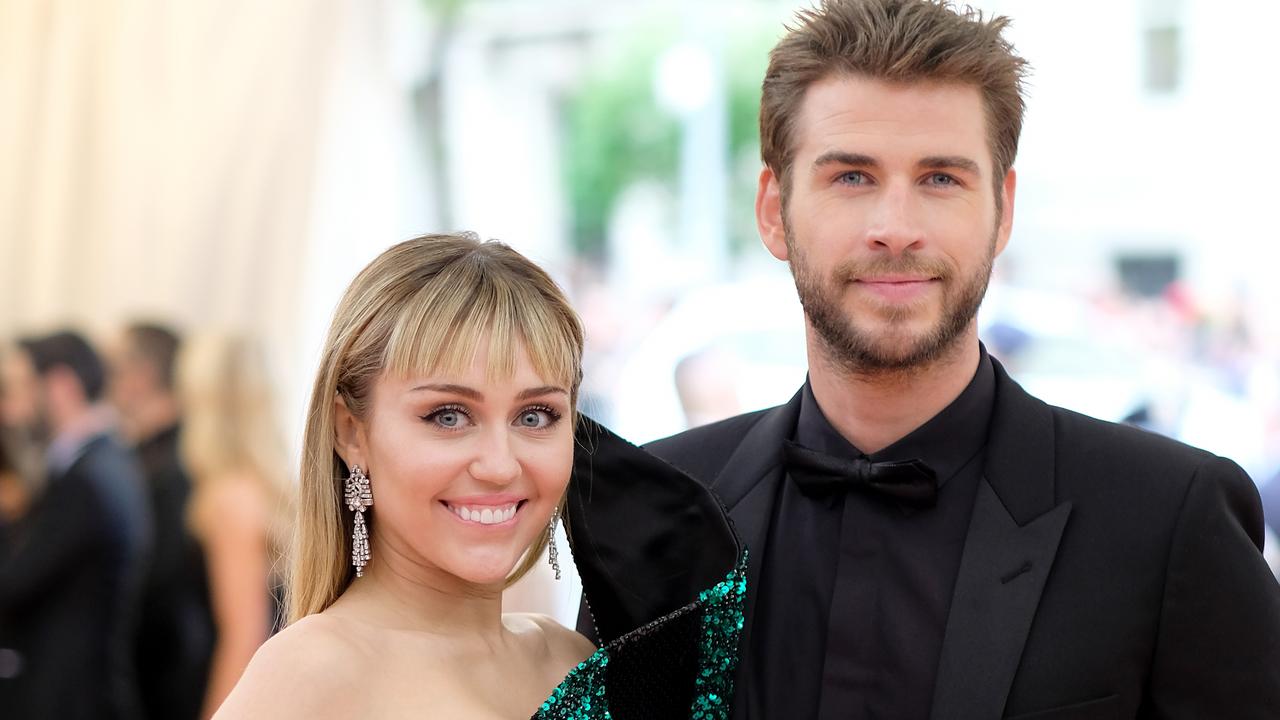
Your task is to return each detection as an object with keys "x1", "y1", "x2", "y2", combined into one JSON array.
[
  {"x1": 0, "y1": 331, "x2": 152, "y2": 720},
  {"x1": 111, "y1": 323, "x2": 215, "y2": 720}
]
